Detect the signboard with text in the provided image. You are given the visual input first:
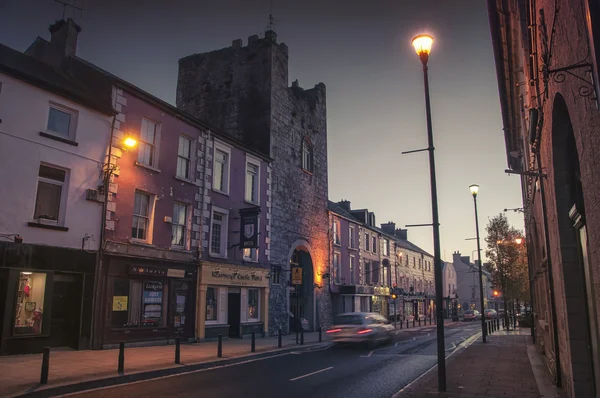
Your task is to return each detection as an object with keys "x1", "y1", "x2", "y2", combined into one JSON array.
[
  {"x1": 292, "y1": 267, "x2": 302, "y2": 285},
  {"x1": 239, "y1": 207, "x2": 260, "y2": 248}
]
